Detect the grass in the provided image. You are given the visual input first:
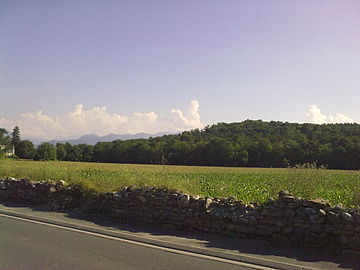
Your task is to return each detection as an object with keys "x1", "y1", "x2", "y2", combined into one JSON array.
[{"x1": 0, "y1": 159, "x2": 360, "y2": 207}]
